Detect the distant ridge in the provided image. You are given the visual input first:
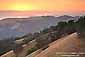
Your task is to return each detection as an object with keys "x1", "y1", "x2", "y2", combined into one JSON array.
[{"x1": 0, "y1": 15, "x2": 79, "y2": 40}]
